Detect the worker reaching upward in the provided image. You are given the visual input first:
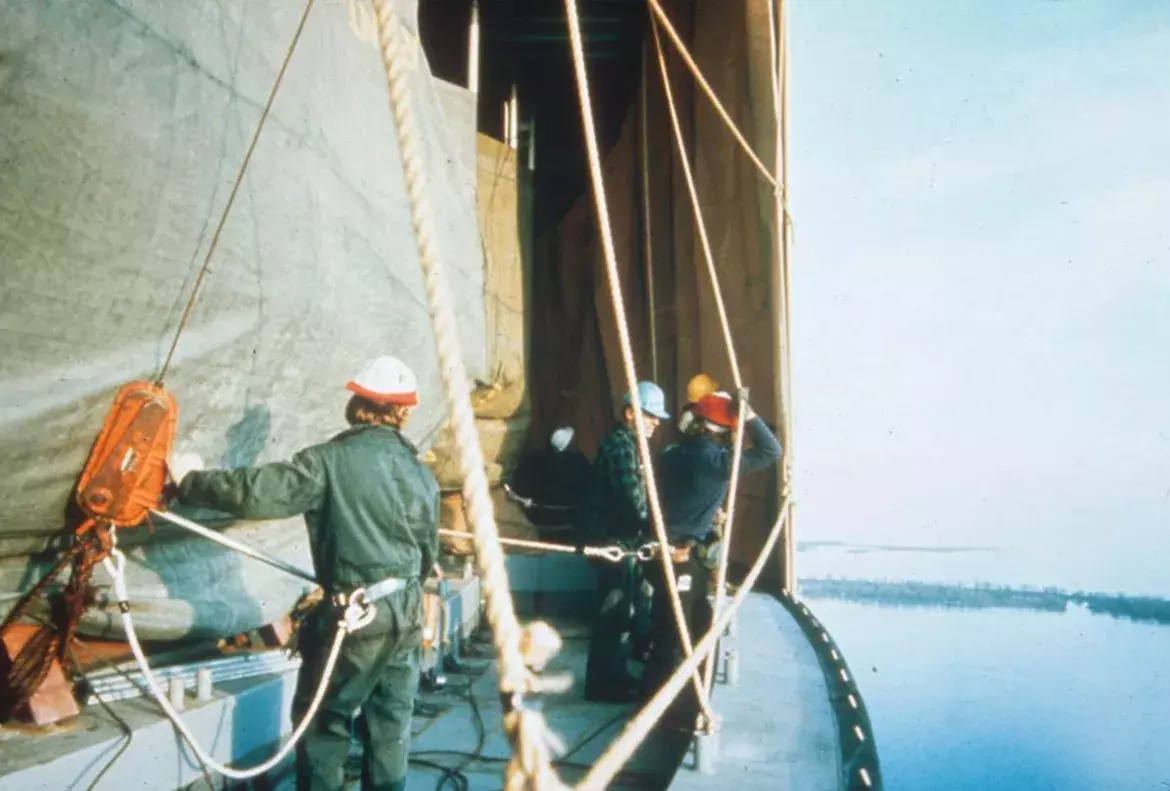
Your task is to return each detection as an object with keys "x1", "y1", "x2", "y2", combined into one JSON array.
[
  {"x1": 643, "y1": 390, "x2": 782, "y2": 722},
  {"x1": 169, "y1": 355, "x2": 439, "y2": 791},
  {"x1": 579, "y1": 381, "x2": 670, "y2": 702}
]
